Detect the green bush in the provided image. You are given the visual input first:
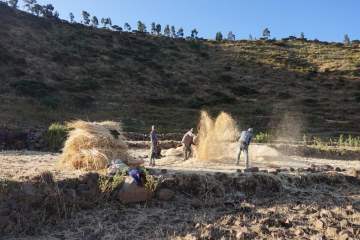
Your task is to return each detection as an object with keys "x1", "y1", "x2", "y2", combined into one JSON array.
[
  {"x1": 45, "y1": 123, "x2": 68, "y2": 151},
  {"x1": 254, "y1": 132, "x2": 271, "y2": 143}
]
